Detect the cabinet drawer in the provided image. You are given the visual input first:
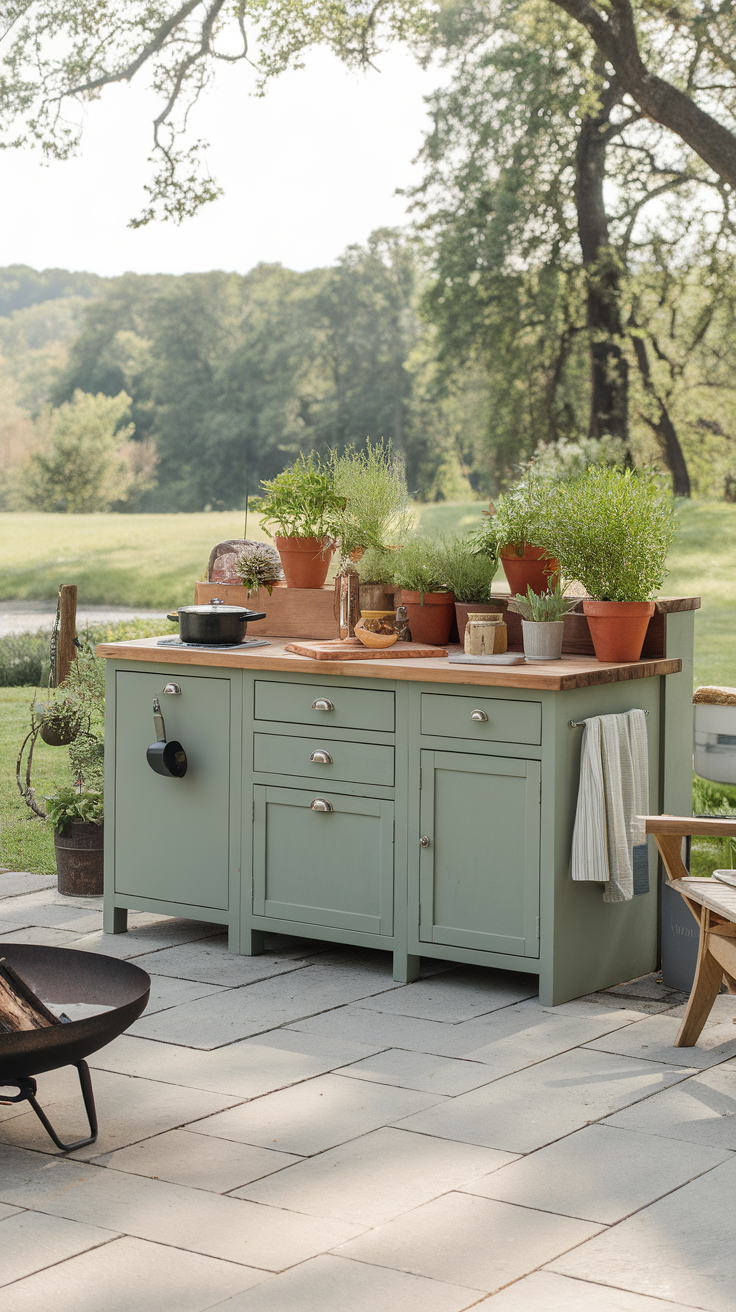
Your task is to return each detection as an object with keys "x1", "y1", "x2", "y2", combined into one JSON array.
[
  {"x1": 254, "y1": 679, "x2": 394, "y2": 733},
  {"x1": 254, "y1": 732, "x2": 395, "y2": 787},
  {"x1": 421, "y1": 692, "x2": 541, "y2": 746}
]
